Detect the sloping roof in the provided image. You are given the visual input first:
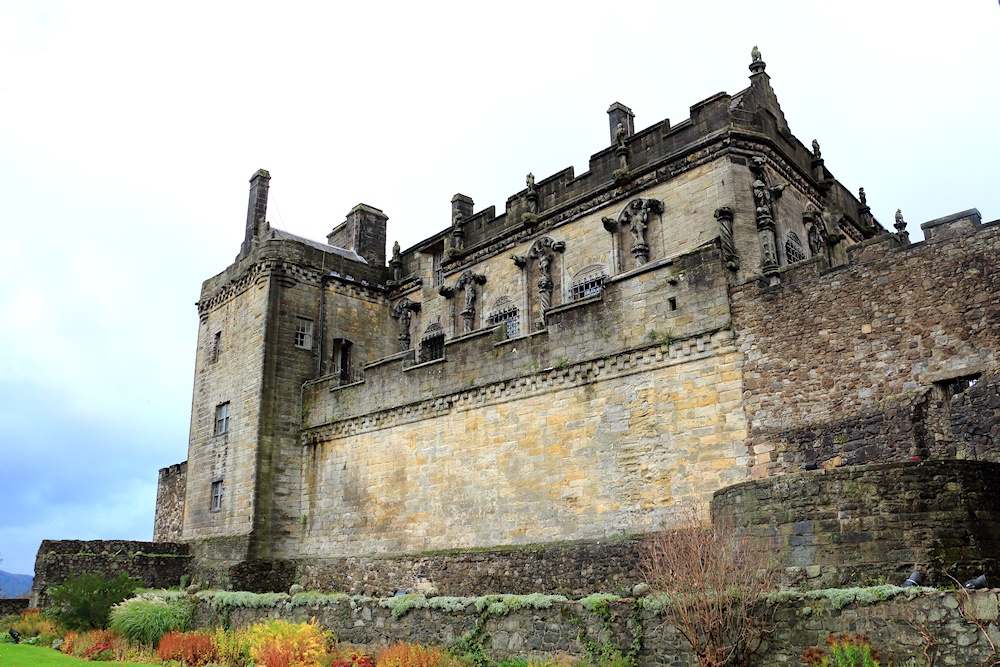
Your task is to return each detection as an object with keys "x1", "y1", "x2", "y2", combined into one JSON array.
[{"x1": 269, "y1": 228, "x2": 368, "y2": 264}]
